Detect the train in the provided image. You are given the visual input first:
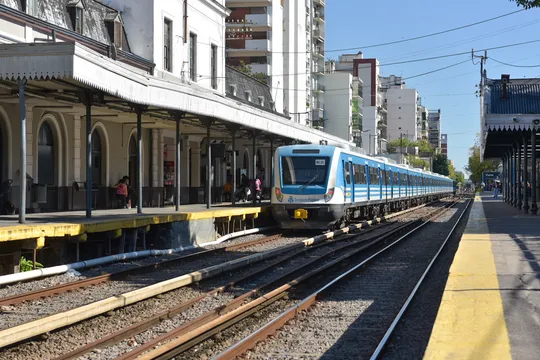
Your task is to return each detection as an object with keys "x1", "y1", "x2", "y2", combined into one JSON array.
[{"x1": 271, "y1": 144, "x2": 454, "y2": 230}]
